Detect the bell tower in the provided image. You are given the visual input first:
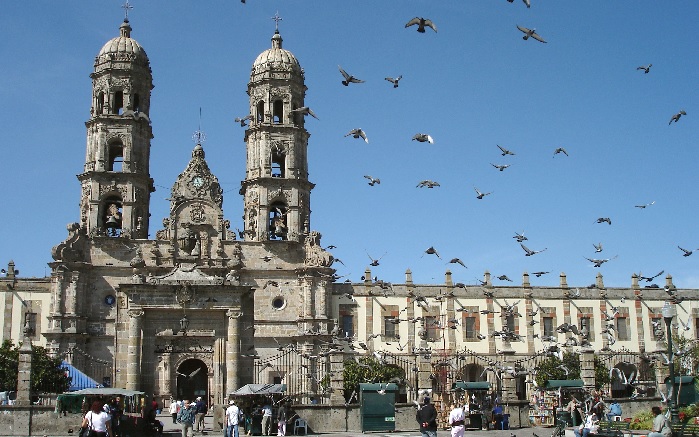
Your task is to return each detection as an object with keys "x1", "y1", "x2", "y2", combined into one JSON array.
[
  {"x1": 78, "y1": 18, "x2": 154, "y2": 239},
  {"x1": 240, "y1": 28, "x2": 314, "y2": 243}
]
